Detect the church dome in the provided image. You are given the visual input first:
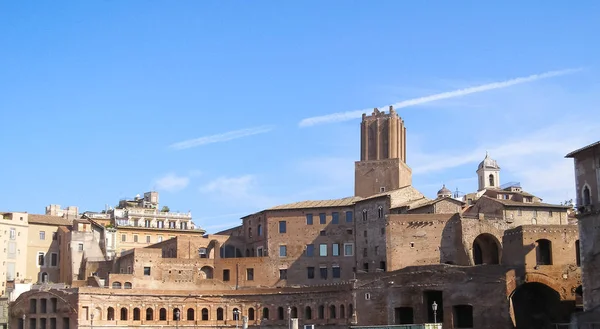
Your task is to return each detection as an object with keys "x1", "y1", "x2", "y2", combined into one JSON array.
[
  {"x1": 478, "y1": 152, "x2": 500, "y2": 170},
  {"x1": 437, "y1": 184, "x2": 452, "y2": 198}
]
